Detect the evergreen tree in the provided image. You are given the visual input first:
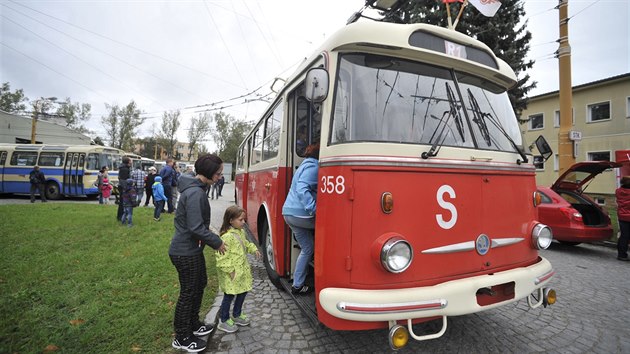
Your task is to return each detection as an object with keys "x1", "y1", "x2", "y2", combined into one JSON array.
[{"x1": 385, "y1": 0, "x2": 536, "y2": 120}]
